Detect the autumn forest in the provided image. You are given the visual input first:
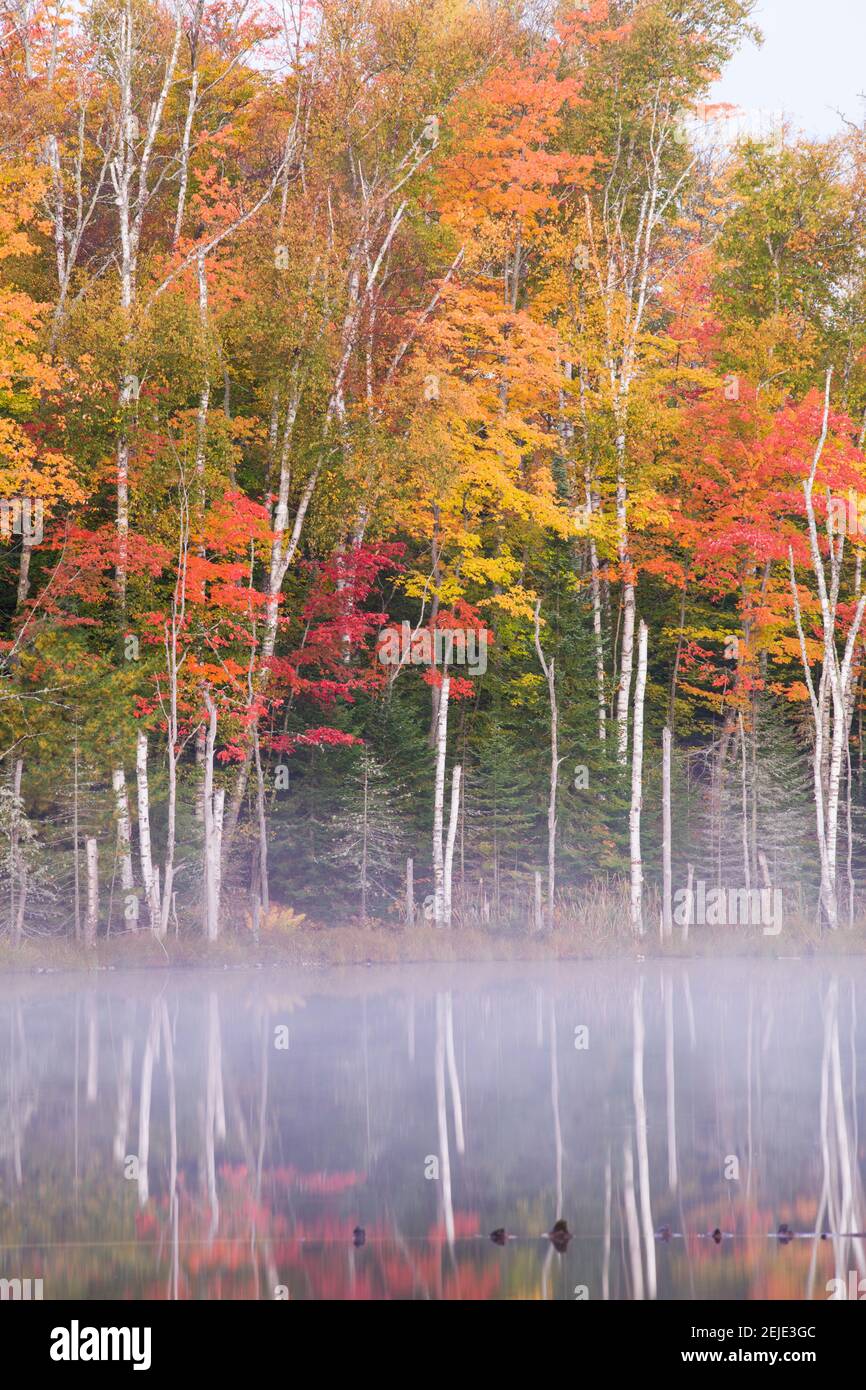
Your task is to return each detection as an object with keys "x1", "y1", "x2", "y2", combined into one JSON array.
[{"x1": 4, "y1": 0, "x2": 866, "y2": 951}]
